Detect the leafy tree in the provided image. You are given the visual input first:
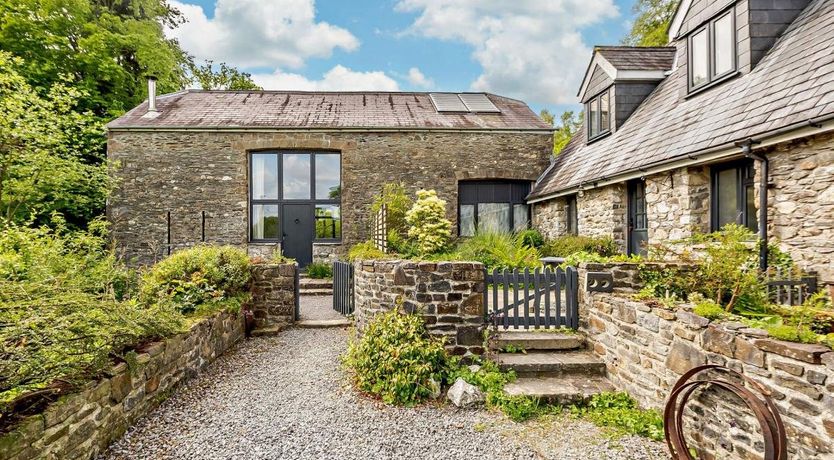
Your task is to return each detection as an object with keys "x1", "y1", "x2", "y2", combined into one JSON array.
[
  {"x1": 623, "y1": 0, "x2": 679, "y2": 47},
  {"x1": 554, "y1": 110, "x2": 583, "y2": 155},
  {"x1": 538, "y1": 109, "x2": 555, "y2": 126},
  {"x1": 0, "y1": 52, "x2": 110, "y2": 226},
  {"x1": 189, "y1": 60, "x2": 262, "y2": 91},
  {"x1": 0, "y1": 0, "x2": 191, "y2": 117}
]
